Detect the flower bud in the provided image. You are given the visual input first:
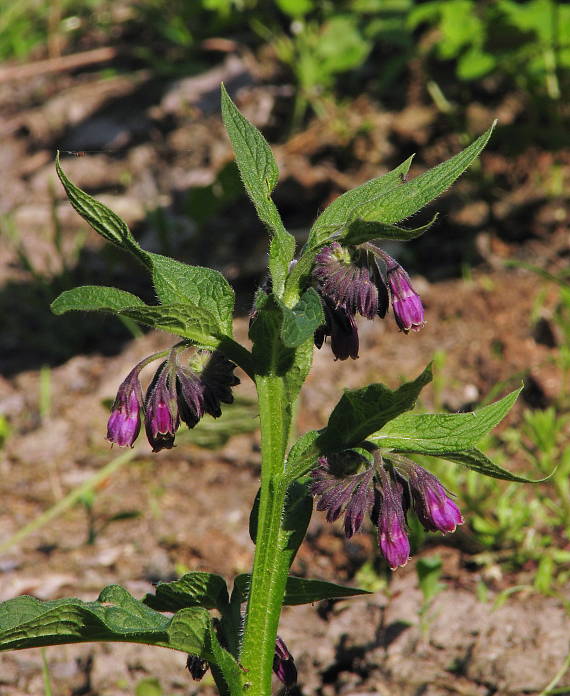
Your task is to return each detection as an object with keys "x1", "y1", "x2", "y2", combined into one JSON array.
[
  {"x1": 144, "y1": 361, "x2": 179, "y2": 452},
  {"x1": 314, "y1": 297, "x2": 359, "y2": 361},
  {"x1": 106, "y1": 367, "x2": 144, "y2": 447},
  {"x1": 407, "y1": 464, "x2": 464, "y2": 533},
  {"x1": 176, "y1": 368, "x2": 205, "y2": 429},
  {"x1": 191, "y1": 351, "x2": 240, "y2": 419},
  {"x1": 386, "y1": 262, "x2": 425, "y2": 333},
  {"x1": 273, "y1": 636, "x2": 297, "y2": 688},
  {"x1": 186, "y1": 654, "x2": 209, "y2": 681}
]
